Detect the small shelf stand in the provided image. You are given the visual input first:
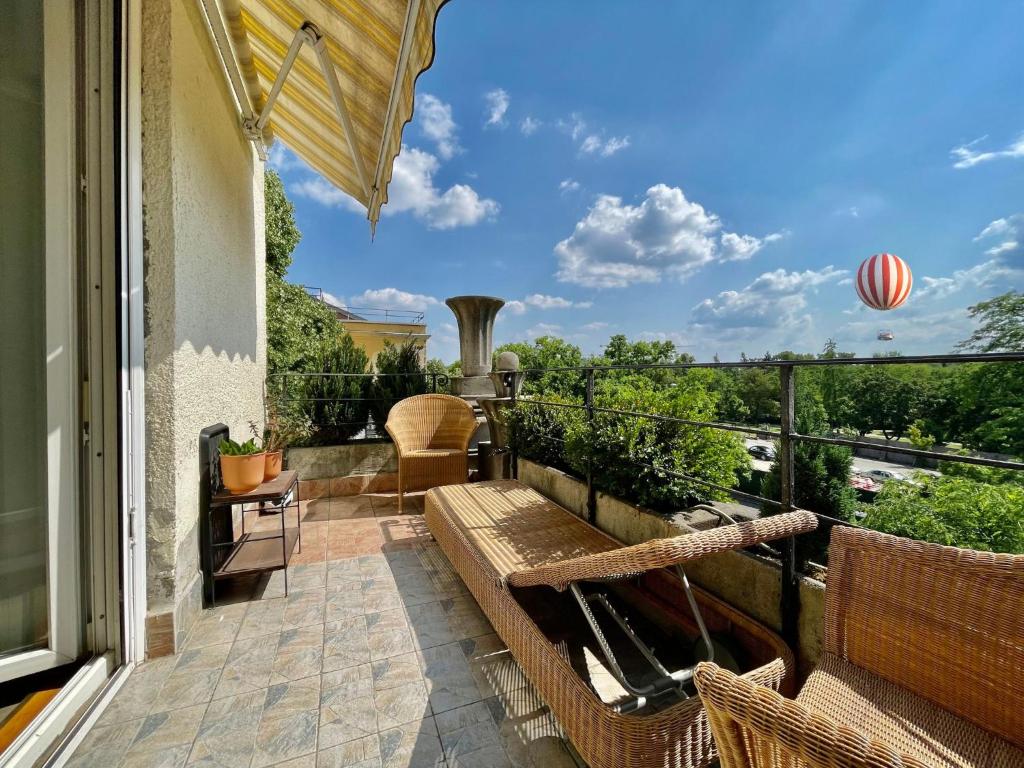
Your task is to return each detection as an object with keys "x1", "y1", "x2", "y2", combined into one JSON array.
[{"x1": 199, "y1": 424, "x2": 302, "y2": 607}]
